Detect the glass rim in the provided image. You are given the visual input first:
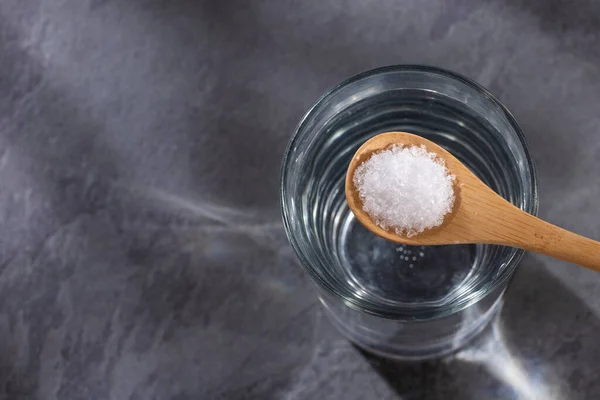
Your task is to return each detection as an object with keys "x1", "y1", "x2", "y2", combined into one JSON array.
[{"x1": 280, "y1": 64, "x2": 539, "y2": 320}]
